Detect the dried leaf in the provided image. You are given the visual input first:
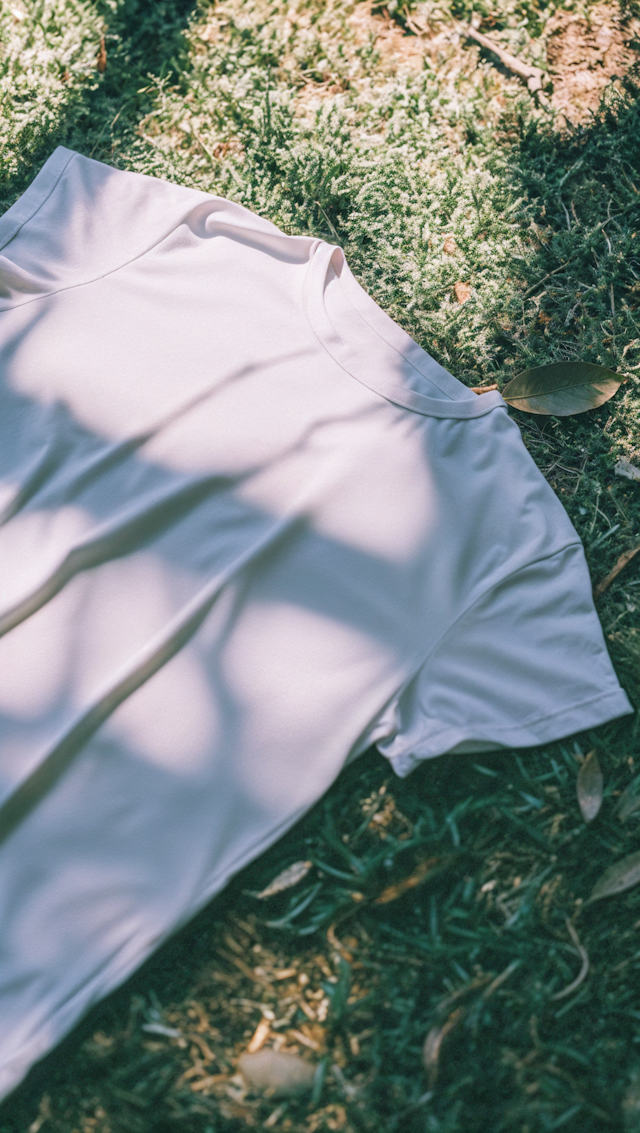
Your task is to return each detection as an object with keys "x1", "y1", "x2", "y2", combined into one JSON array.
[
  {"x1": 577, "y1": 749, "x2": 603, "y2": 823},
  {"x1": 502, "y1": 361, "x2": 621, "y2": 416},
  {"x1": 616, "y1": 778, "x2": 640, "y2": 822},
  {"x1": 238, "y1": 1050, "x2": 315, "y2": 1097},
  {"x1": 96, "y1": 35, "x2": 107, "y2": 73},
  {"x1": 255, "y1": 860, "x2": 312, "y2": 899},
  {"x1": 374, "y1": 856, "x2": 441, "y2": 904},
  {"x1": 454, "y1": 281, "x2": 472, "y2": 304},
  {"x1": 589, "y1": 849, "x2": 640, "y2": 903},
  {"x1": 615, "y1": 459, "x2": 640, "y2": 483},
  {"x1": 443, "y1": 236, "x2": 457, "y2": 254}
]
